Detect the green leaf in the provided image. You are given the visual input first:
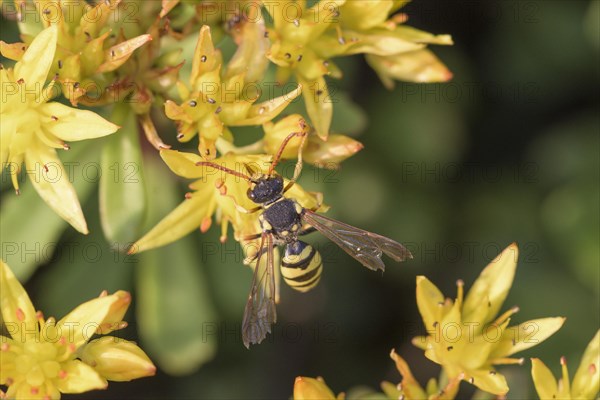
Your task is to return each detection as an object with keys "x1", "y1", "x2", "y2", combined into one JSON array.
[
  {"x1": 29, "y1": 193, "x2": 134, "y2": 318},
  {"x1": 136, "y1": 155, "x2": 217, "y2": 375},
  {"x1": 0, "y1": 142, "x2": 97, "y2": 280},
  {"x1": 99, "y1": 104, "x2": 147, "y2": 247}
]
